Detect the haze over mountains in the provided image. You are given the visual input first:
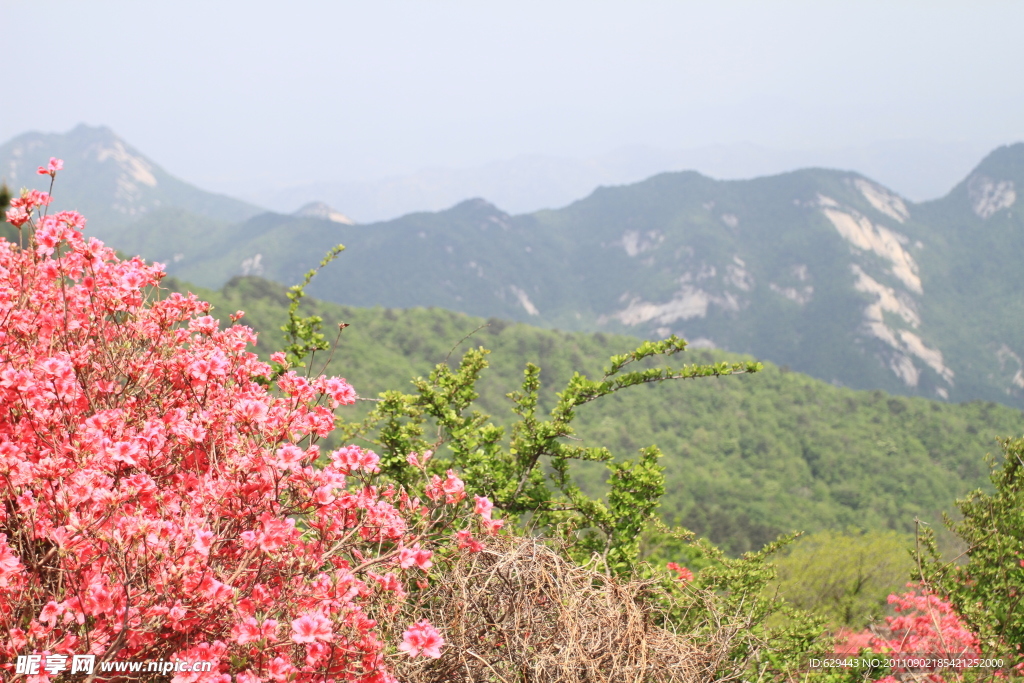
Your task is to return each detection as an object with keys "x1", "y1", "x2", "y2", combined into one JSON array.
[
  {"x1": 251, "y1": 139, "x2": 994, "y2": 222},
  {"x1": 0, "y1": 125, "x2": 262, "y2": 229},
  {"x1": 3, "y1": 125, "x2": 1022, "y2": 409}
]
